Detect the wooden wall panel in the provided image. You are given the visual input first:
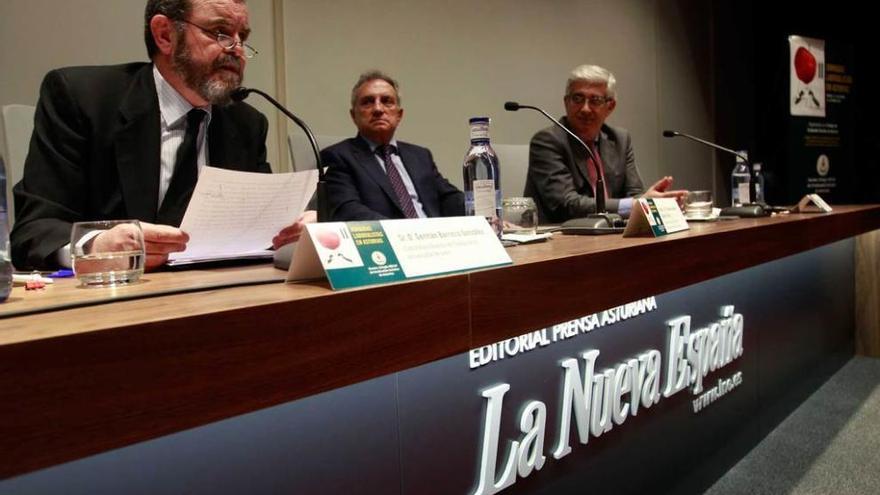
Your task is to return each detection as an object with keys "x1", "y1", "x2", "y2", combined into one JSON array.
[{"x1": 856, "y1": 229, "x2": 880, "y2": 356}]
